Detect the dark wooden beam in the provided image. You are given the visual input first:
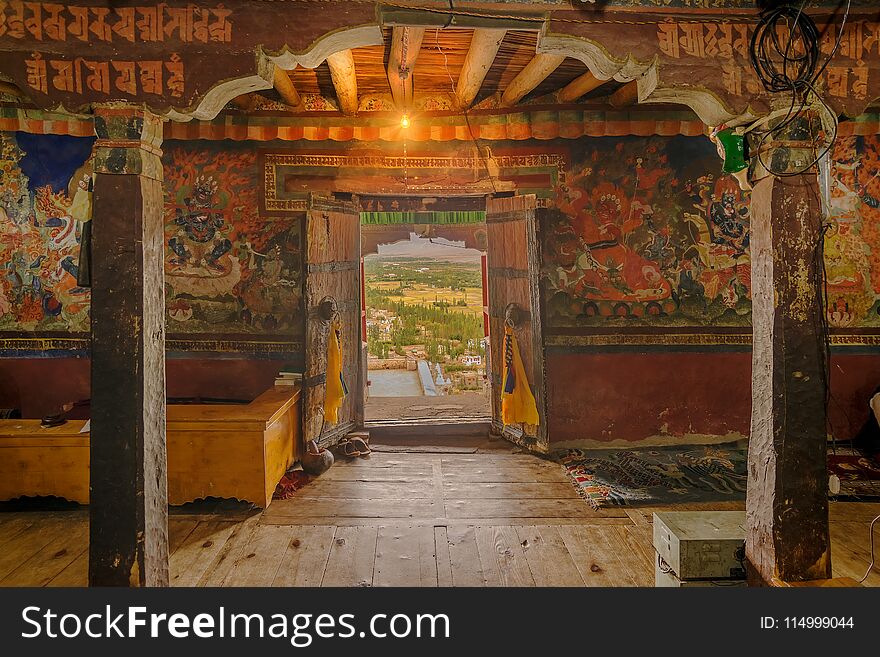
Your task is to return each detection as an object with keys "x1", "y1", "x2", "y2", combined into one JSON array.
[
  {"x1": 388, "y1": 26, "x2": 425, "y2": 111},
  {"x1": 746, "y1": 111, "x2": 831, "y2": 584},
  {"x1": 89, "y1": 107, "x2": 168, "y2": 587},
  {"x1": 608, "y1": 80, "x2": 639, "y2": 107}
]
